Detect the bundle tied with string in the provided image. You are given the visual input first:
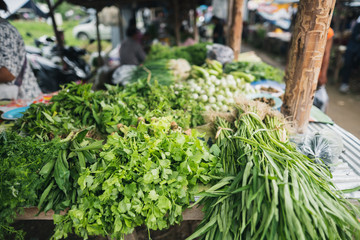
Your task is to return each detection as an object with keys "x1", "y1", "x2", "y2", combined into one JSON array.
[
  {"x1": 188, "y1": 96, "x2": 360, "y2": 240},
  {"x1": 202, "y1": 96, "x2": 292, "y2": 142}
]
